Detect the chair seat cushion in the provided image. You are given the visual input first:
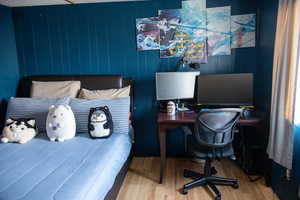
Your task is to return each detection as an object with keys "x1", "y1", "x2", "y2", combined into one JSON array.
[{"x1": 187, "y1": 136, "x2": 234, "y2": 158}]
